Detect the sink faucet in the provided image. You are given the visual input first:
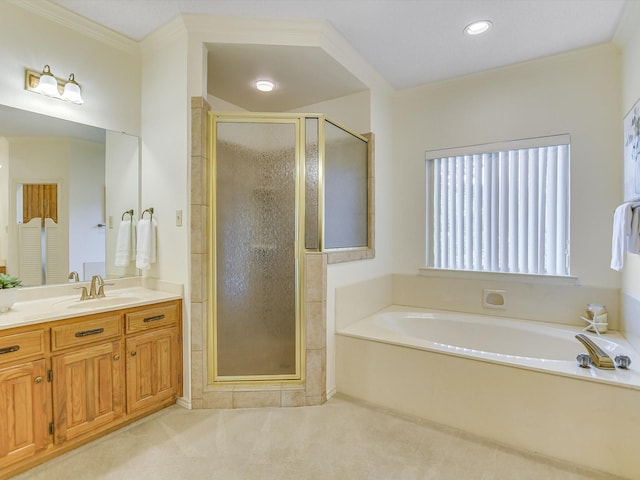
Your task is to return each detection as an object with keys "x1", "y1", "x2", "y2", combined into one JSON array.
[
  {"x1": 75, "y1": 275, "x2": 113, "y2": 301},
  {"x1": 68, "y1": 271, "x2": 79, "y2": 283},
  {"x1": 89, "y1": 274, "x2": 105, "y2": 299}
]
